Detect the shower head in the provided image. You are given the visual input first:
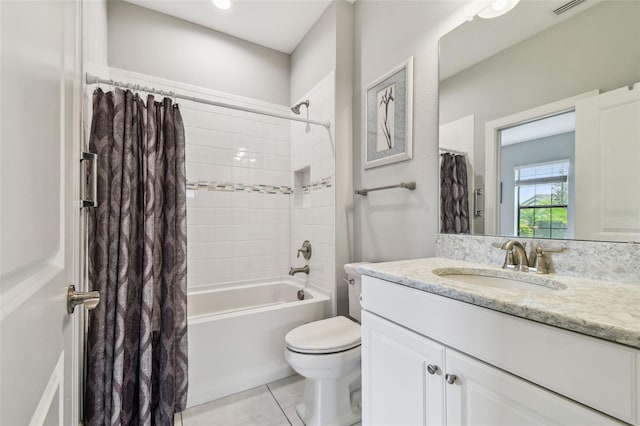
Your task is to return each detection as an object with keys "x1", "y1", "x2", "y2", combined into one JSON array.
[{"x1": 291, "y1": 100, "x2": 310, "y2": 115}]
